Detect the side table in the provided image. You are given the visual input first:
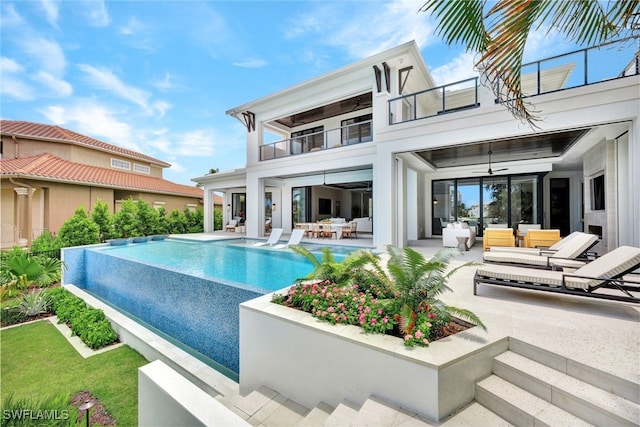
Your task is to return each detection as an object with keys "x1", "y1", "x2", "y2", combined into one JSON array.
[{"x1": 456, "y1": 236, "x2": 469, "y2": 251}]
